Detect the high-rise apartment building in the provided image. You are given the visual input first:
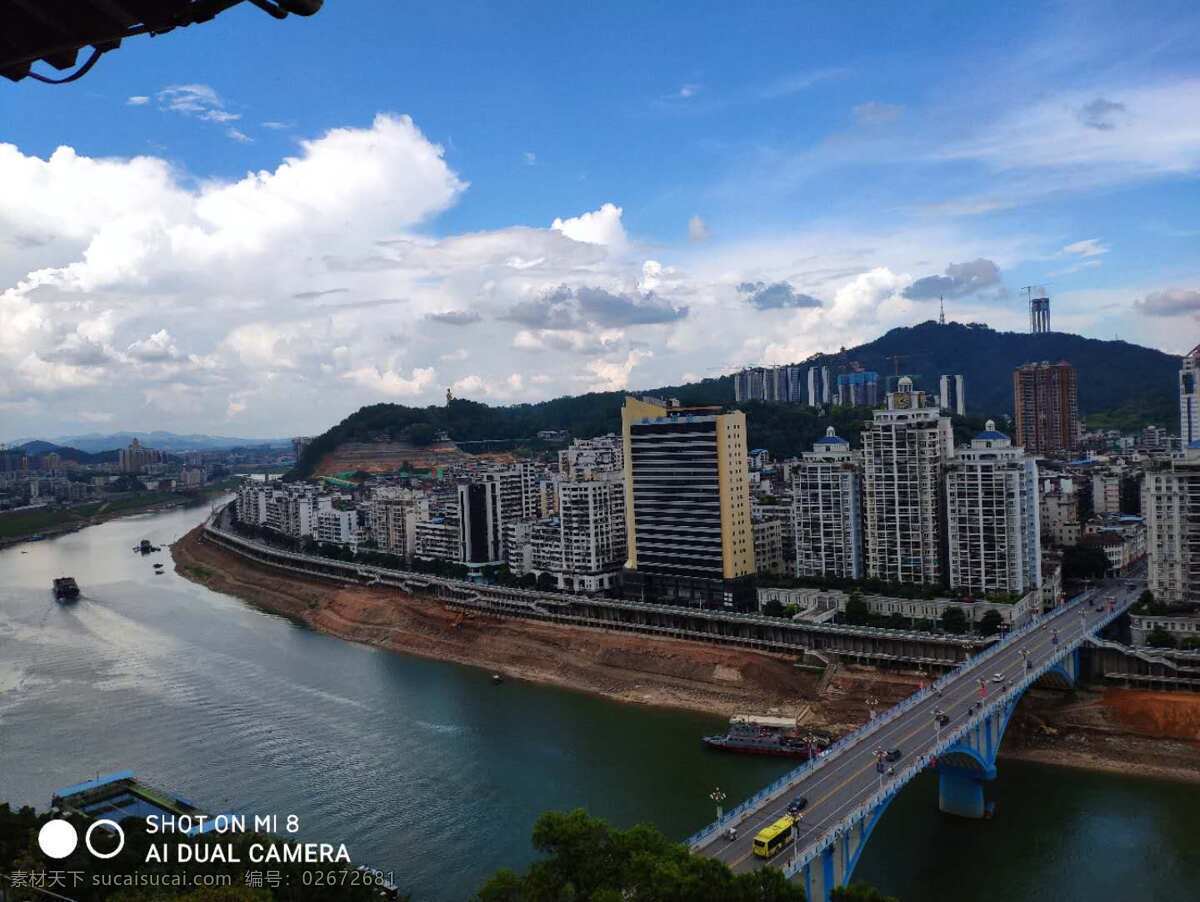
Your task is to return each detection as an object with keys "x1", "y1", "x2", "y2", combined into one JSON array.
[
  {"x1": 1012, "y1": 361, "x2": 1079, "y2": 455},
  {"x1": 836, "y1": 371, "x2": 880, "y2": 408},
  {"x1": 1091, "y1": 471, "x2": 1122, "y2": 516},
  {"x1": 938, "y1": 374, "x2": 967, "y2": 416},
  {"x1": 861, "y1": 377, "x2": 953, "y2": 585},
  {"x1": 793, "y1": 427, "x2": 862, "y2": 579},
  {"x1": 945, "y1": 421, "x2": 1041, "y2": 595},
  {"x1": 807, "y1": 367, "x2": 818, "y2": 407},
  {"x1": 457, "y1": 480, "x2": 503, "y2": 566},
  {"x1": 1143, "y1": 447, "x2": 1200, "y2": 608},
  {"x1": 732, "y1": 365, "x2": 807, "y2": 404},
  {"x1": 1181, "y1": 346, "x2": 1200, "y2": 447},
  {"x1": 621, "y1": 396, "x2": 756, "y2": 610},
  {"x1": 559, "y1": 434, "x2": 622, "y2": 480},
  {"x1": 366, "y1": 486, "x2": 417, "y2": 560},
  {"x1": 118, "y1": 438, "x2": 163, "y2": 474}
]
